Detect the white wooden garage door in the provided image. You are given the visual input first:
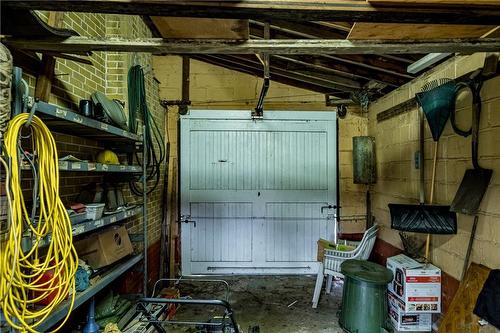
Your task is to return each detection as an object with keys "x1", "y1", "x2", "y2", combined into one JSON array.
[{"x1": 180, "y1": 110, "x2": 338, "y2": 275}]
